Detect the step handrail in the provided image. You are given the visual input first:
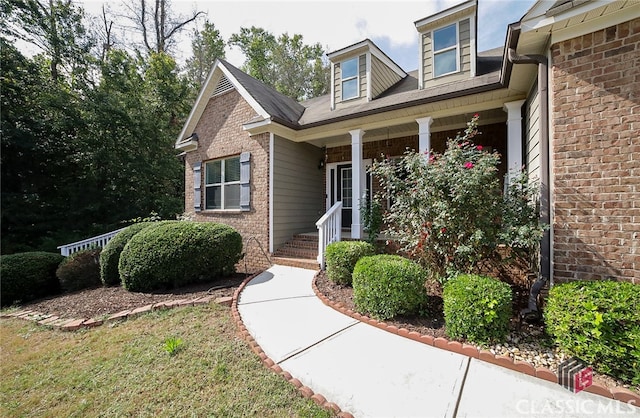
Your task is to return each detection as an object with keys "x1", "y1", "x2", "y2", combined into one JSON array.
[{"x1": 315, "y1": 201, "x2": 342, "y2": 269}]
